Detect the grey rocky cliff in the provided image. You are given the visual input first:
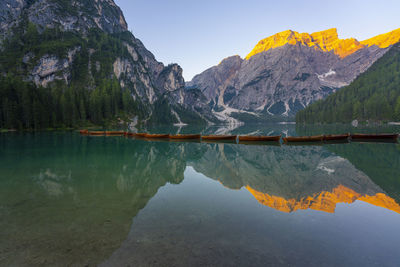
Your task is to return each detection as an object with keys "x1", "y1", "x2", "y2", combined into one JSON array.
[
  {"x1": 1, "y1": 0, "x2": 127, "y2": 45},
  {"x1": 0, "y1": 0, "x2": 25, "y2": 35},
  {"x1": 156, "y1": 64, "x2": 185, "y2": 93},
  {"x1": 187, "y1": 55, "x2": 243, "y2": 106},
  {"x1": 31, "y1": 48, "x2": 80, "y2": 87},
  {"x1": 152, "y1": 64, "x2": 217, "y2": 124},
  {"x1": 188, "y1": 42, "x2": 389, "y2": 120},
  {"x1": 165, "y1": 88, "x2": 219, "y2": 123}
]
